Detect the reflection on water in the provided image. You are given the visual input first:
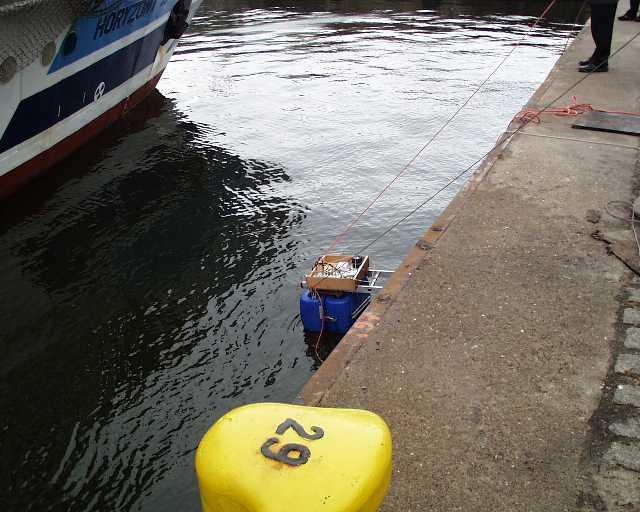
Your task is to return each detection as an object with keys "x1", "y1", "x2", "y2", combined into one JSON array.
[
  {"x1": 1, "y1": 91, "x2": 309, "y2": 511},
  {"x1": 1, "y1": 1, "x2": 585, "y2": 510}
]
